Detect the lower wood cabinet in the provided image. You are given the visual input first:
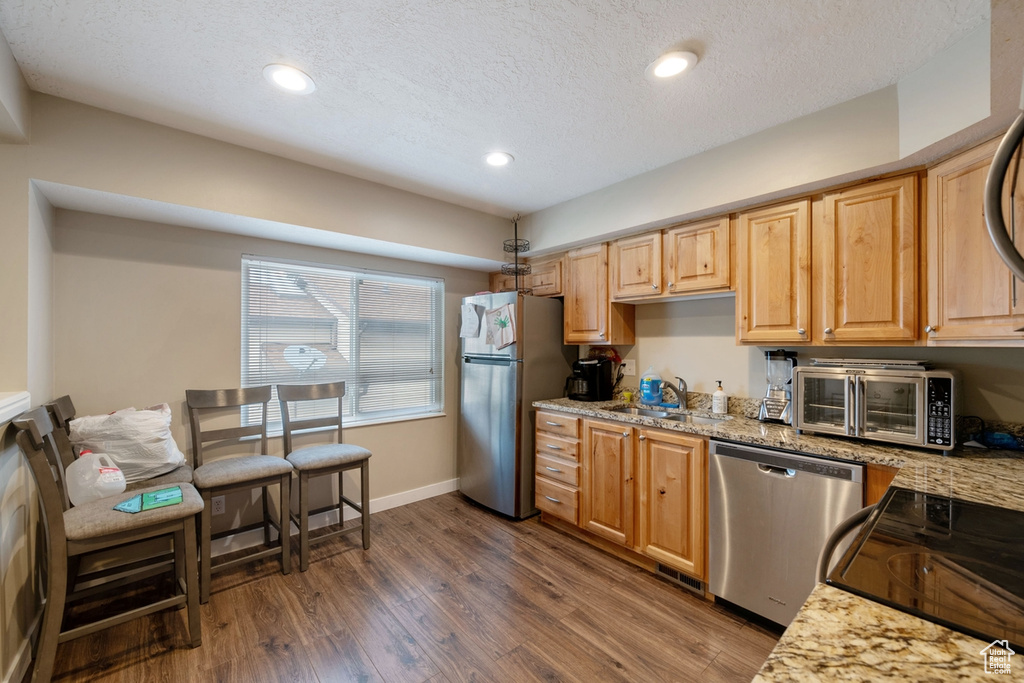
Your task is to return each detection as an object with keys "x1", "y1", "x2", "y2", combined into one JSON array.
[
  {"x1": 637, "y1": 428, "x2": 706, "y2": 578},
  {"x1": 535, "y1": 410, "x2": 581, "y2": 524},
  {"x1": 581, "y1": 419, "x2": 635, "y2": 547}
]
